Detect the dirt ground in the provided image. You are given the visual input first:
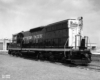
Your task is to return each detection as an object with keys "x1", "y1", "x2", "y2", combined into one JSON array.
[{"x1": 0, "y1": 53, "x2": 100, "y2": 80}]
